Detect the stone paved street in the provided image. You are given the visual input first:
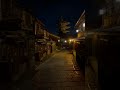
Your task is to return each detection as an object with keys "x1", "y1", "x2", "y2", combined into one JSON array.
[
  {"x1": 0, "y1": 50, "x2": 85, "y2": 90},
  {"x1": 32, "y1": 50, "x2": 85, "y2": 90}
]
